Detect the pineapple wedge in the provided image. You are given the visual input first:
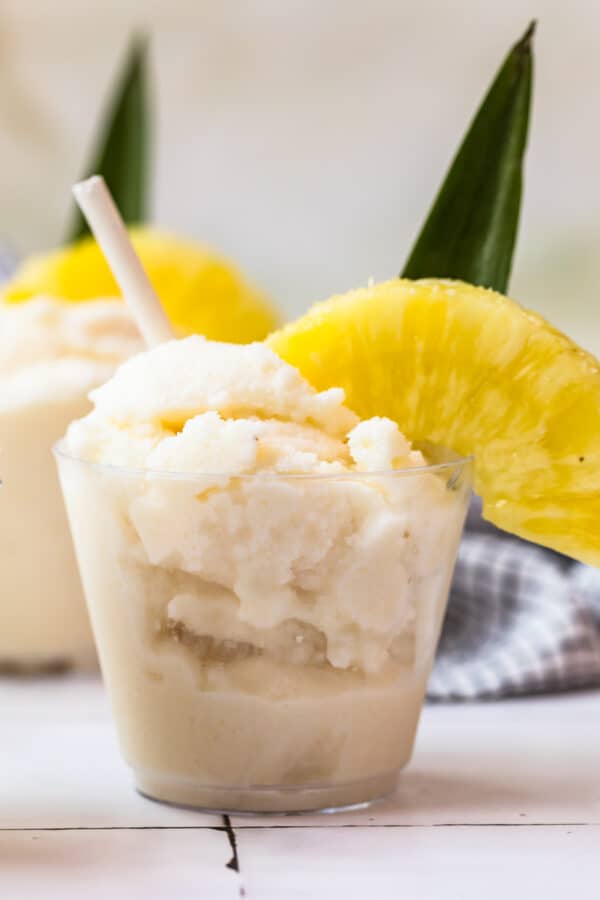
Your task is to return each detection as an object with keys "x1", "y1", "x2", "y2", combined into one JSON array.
[
  {"x1": 2, "y1": 228, "x2": 278, "y2": 342},
  {"x1": 268, "y1": 279, "x2": 600, "y2": 566}
]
